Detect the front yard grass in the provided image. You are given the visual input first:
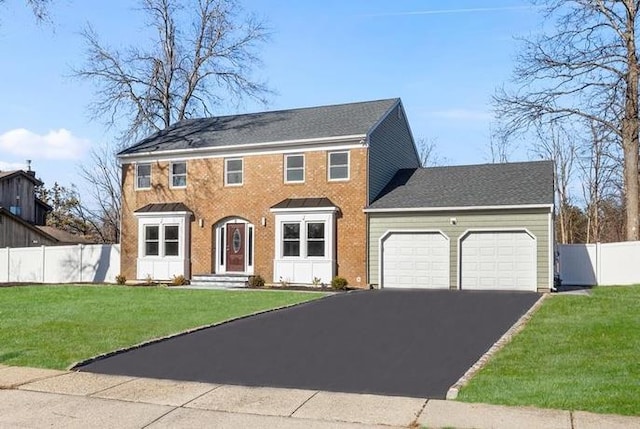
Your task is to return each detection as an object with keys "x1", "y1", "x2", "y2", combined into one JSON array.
[
  {"x1": 0, "y1": 285, "x2": 325, "y2": 370},
  {"x1": 458, "y1": 285, "x2": 640, "y2": 416}
]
